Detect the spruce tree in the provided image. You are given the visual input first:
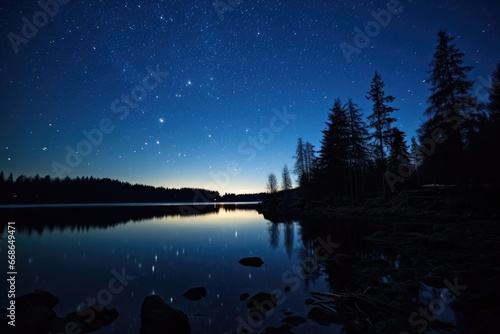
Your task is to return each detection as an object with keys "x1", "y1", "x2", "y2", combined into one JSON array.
[
  {"x1": 318, "y1": 98, "x2": 350, "y2": 196},
  {"x1": 419, "y1": 30, "x2": 479, "y2": 185},
  {"x1": 319, "y1": 99, "x2": 350, "y2": 169},
  {"x1": 366, "y1": 71, "x2": 398, "y2": 196},
  {"x1": 293, "y1": 138, "x2": 306, "y2": 187},
  {"x1": 409, "y1": 136, "x2": 422, "y2": 172},
  {"x1": 293, "y1": 138, "x2": 316, "y2": 189},
  {"x1": 384, "y1": 128, "x2": 411, "y2": 192},
  {"x1": 281, "y1": 164, "x2": 293, "y2": 190},
  {"x1": 345, "y1": 98, "x2": 369, "y2": 197},
  {"x1": 345, "y1": 98, "x2": 369, "y2": 167},
  {"x1": 387, "y1": 127, "x2": 410, "y2": 173},
  {"x1": 303, "y1": 141, "x2": 316, "y2": 181}
]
